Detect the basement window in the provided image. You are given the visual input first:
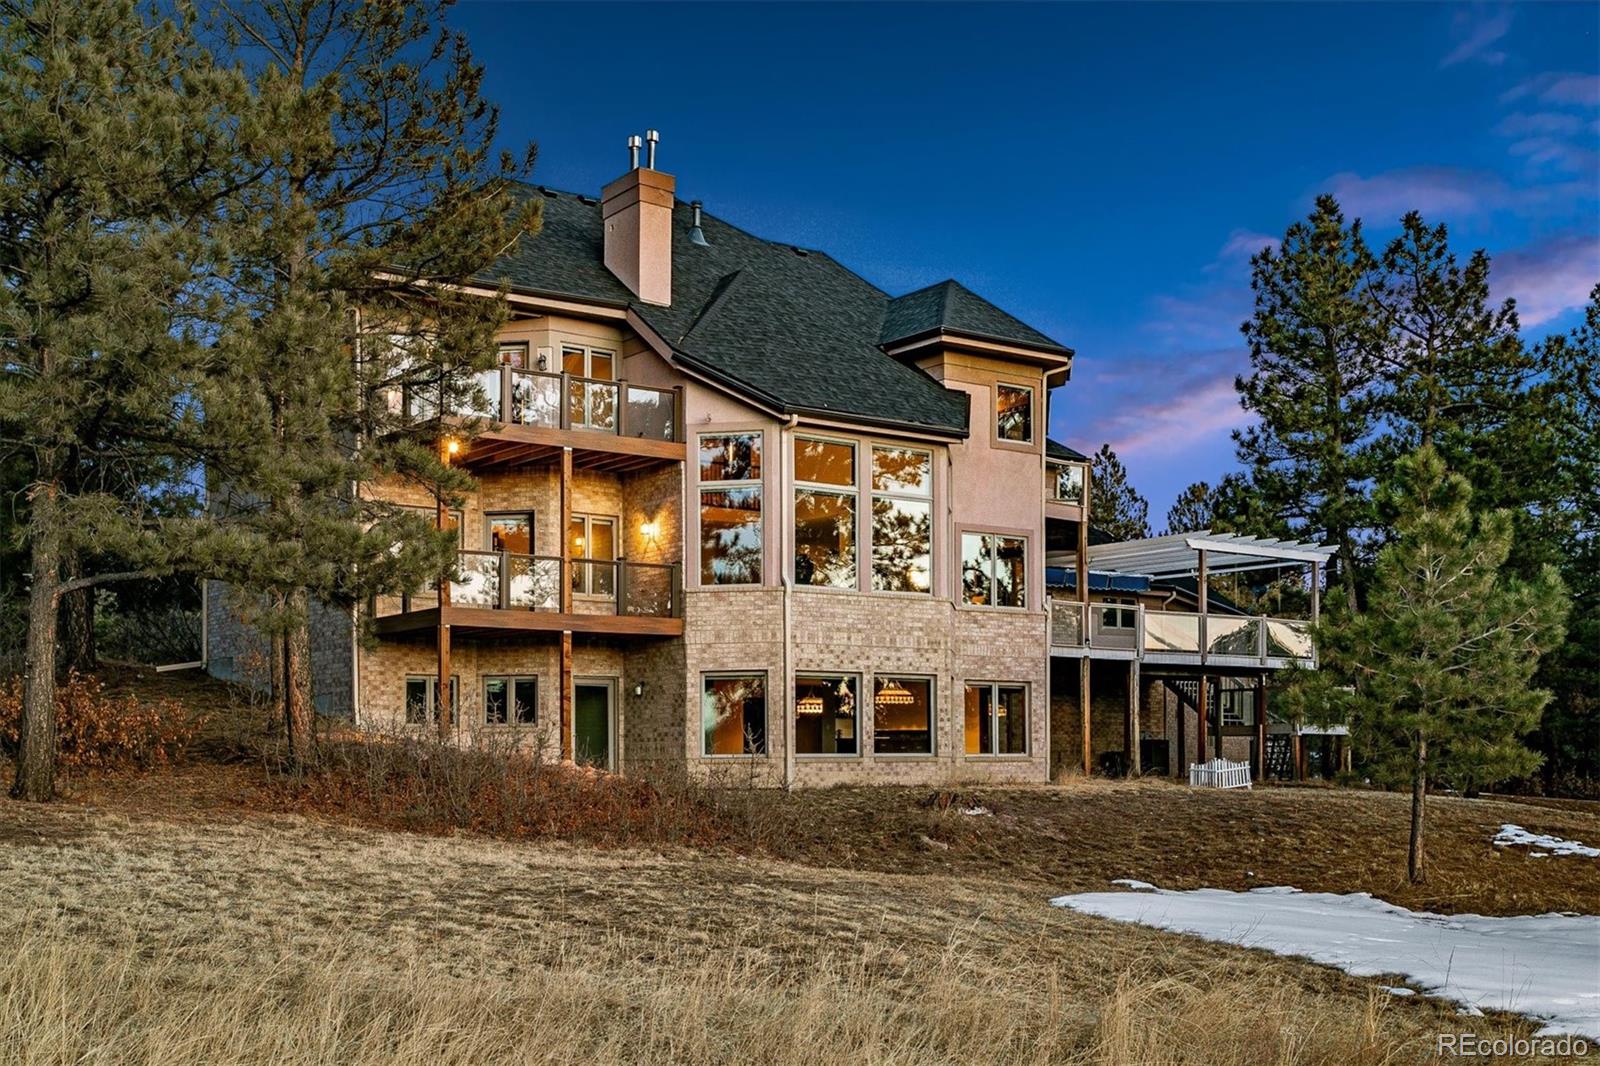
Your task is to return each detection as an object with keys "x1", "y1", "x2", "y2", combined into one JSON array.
[
  {"x1": 964, "y1": 682, "x2": 1027, "y2": 756},
  {"x1": 702, "y1": 673, "x2": 767, "y2": 756},
  {"x1": 483, "y1": 676, "x2": 537, "y2": 726},
  {"x1": 873, "y1": 676, "x2": 933, "y2": 755},
  {"x1": 404, "y1": 675, "x2": 459, "y2": 725}
]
